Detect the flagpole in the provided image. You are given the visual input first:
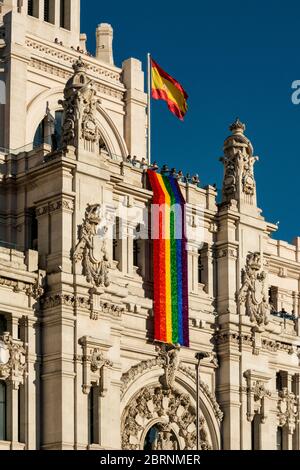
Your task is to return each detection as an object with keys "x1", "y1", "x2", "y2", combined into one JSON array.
[{"x1": 147, "y1": 52, "x2": 151, "y2": 165}]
